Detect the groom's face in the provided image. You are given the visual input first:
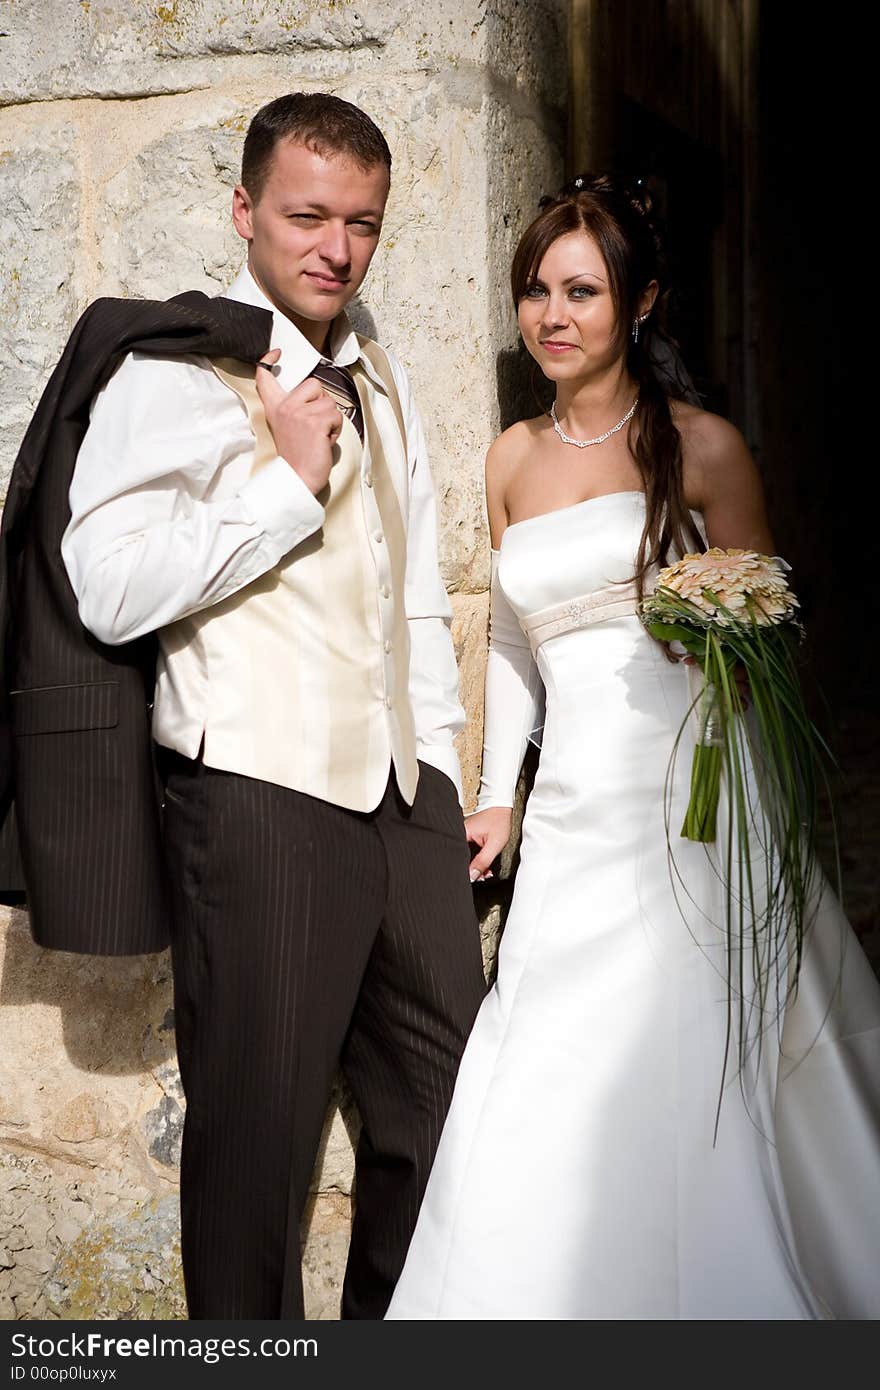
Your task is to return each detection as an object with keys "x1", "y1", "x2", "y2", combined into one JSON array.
[{"x1": 233, "y1": 137, "x2": 389, "y2": 339}]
